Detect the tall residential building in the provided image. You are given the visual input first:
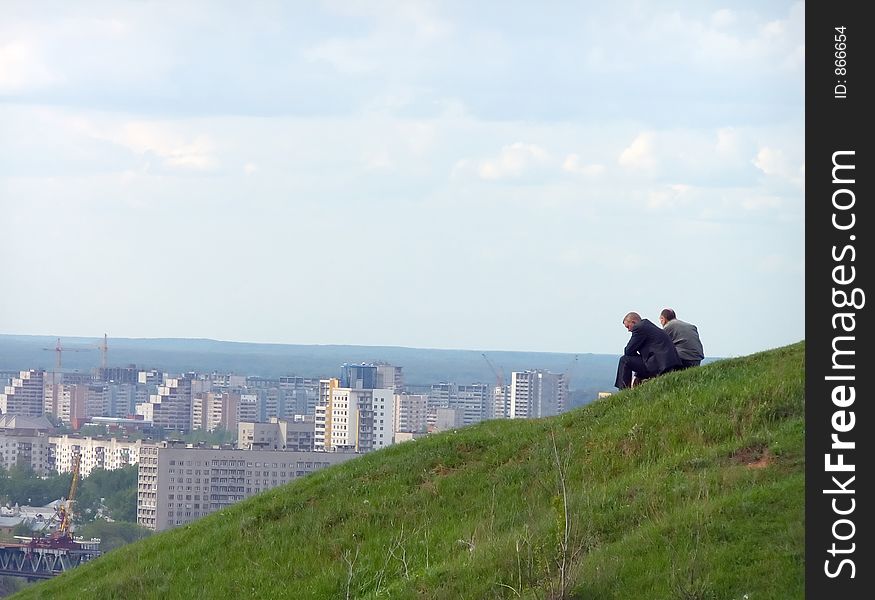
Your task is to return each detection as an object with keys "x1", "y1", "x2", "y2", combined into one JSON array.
[
  {"x1": 315, "y1": 380, "x2": 395, "y2": 453},
  {"x1": 83, "y1": 383, "x2": 109, "y2": 418},
  {"x1": 1, "y1": 370, "x2": 46, "y2": 417},
  {"x1": 240, "y1": 377, "x2": 317, "y2": 422},
  {"x1": 138, "y1": 369, "x2": 163, "y2": 386},
  {"x1": 492, "y1": 385, "x2": 510, "y2": 420},
  {"x1": 94, "y1": 365, "x2": 139, "y2": 384},
  {"x1": 136, "y1": 441, "x2": 356, "y2": 531},
  {"x1": 314, "y1": 379, "x2": 338, "y2": 451},
  {"x1": 0, "y1": 371, "x2": 19, "y2": 386},
  {"x1": 509, "y1": 370, "x2": 568, "y2": 419},
  {"x1": 340, "y1": 364, "x2": 377, "y2": 389},
  {"x1": 394, "y1": 394, "x2": 429, "y2": 434},
  {"x1": 50, "y1": 384, "x2": 88, "y2": 425},
  {"x1": 375, "y1": 364, "x2": 404, "y2": 394},
  {"x1": 136, "y1": 375, "x2": 194, "y2": 432},
  {"x1": 428, "y1": 383, "x2": 493, "y2": 426},
  {"x1": 107, "y1": 383, "x2": 138, "y2": 418},
  {"x1": 193, "y1": 392, "x2": 234, "y2": 432},
  {"x1": 0, "y1": 415, "x2": 54, "y2": 474},
  {"x1": 279, "y1": 377, "x2": 320, "y2": 417}
]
